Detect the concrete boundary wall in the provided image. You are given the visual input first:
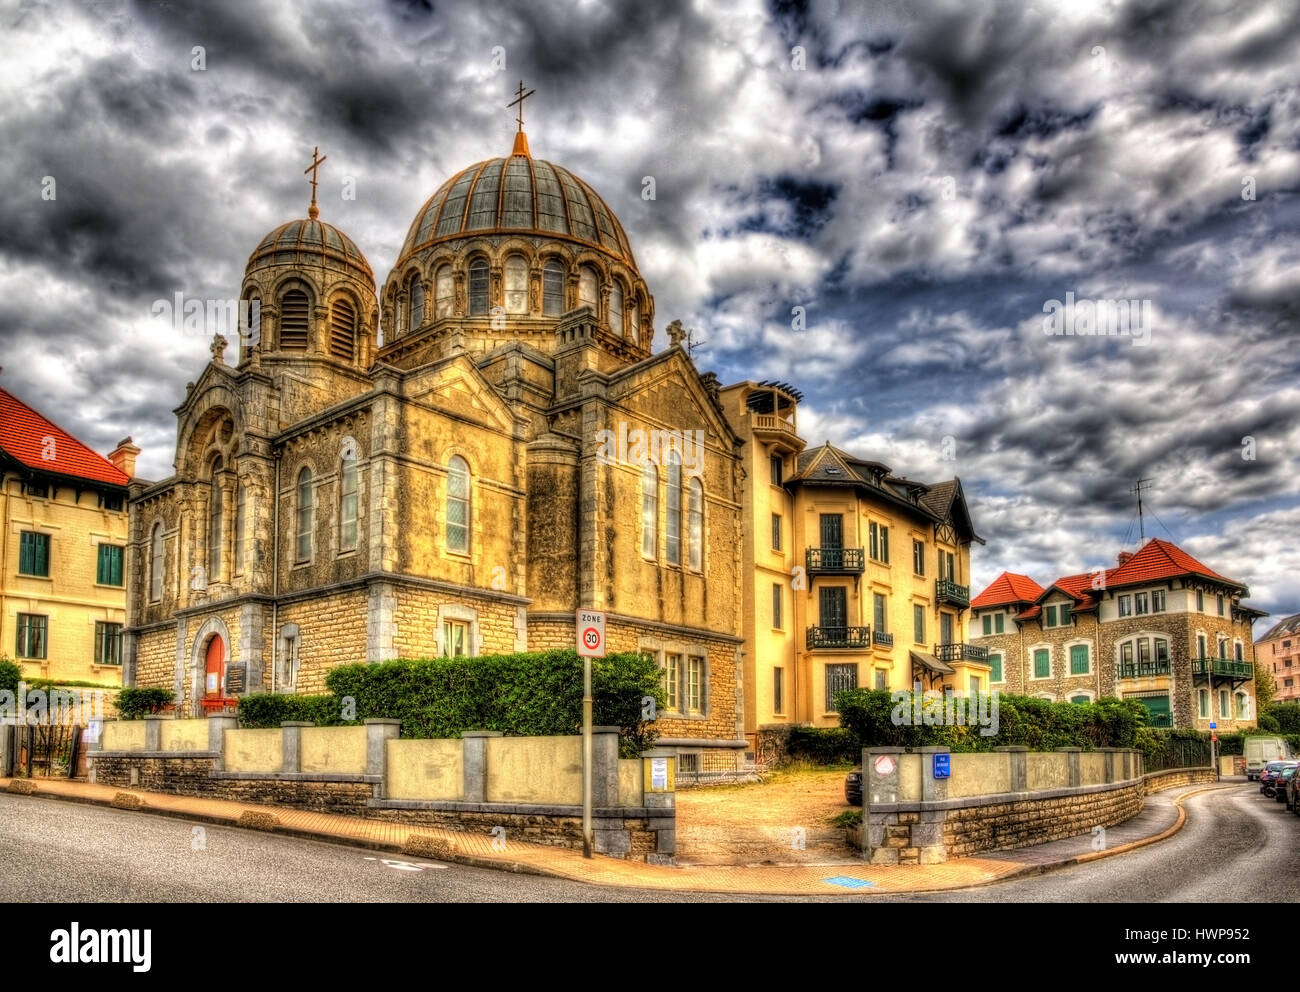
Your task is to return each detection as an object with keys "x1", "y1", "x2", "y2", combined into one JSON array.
[
  {"x1": 88, "y1": 717, "x2": 676, "y2": 862},
  {"x1": 863, "y1": 746, "x2": 1210, "y2": 865}
]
